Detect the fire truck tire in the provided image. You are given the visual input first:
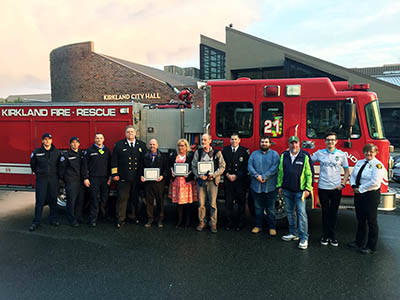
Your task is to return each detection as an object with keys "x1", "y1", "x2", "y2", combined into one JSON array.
[
  {"x1": 57, "y1": 187, "x2": 67, "y2": 210},
  {"x1": 264, "y1": 193, "x2": 288, "y2": 228}
]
